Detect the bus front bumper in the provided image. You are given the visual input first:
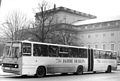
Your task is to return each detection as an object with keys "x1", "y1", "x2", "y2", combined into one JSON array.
[{"x1": 2, "y1": 67, "x2": 21, "y2": 75}]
